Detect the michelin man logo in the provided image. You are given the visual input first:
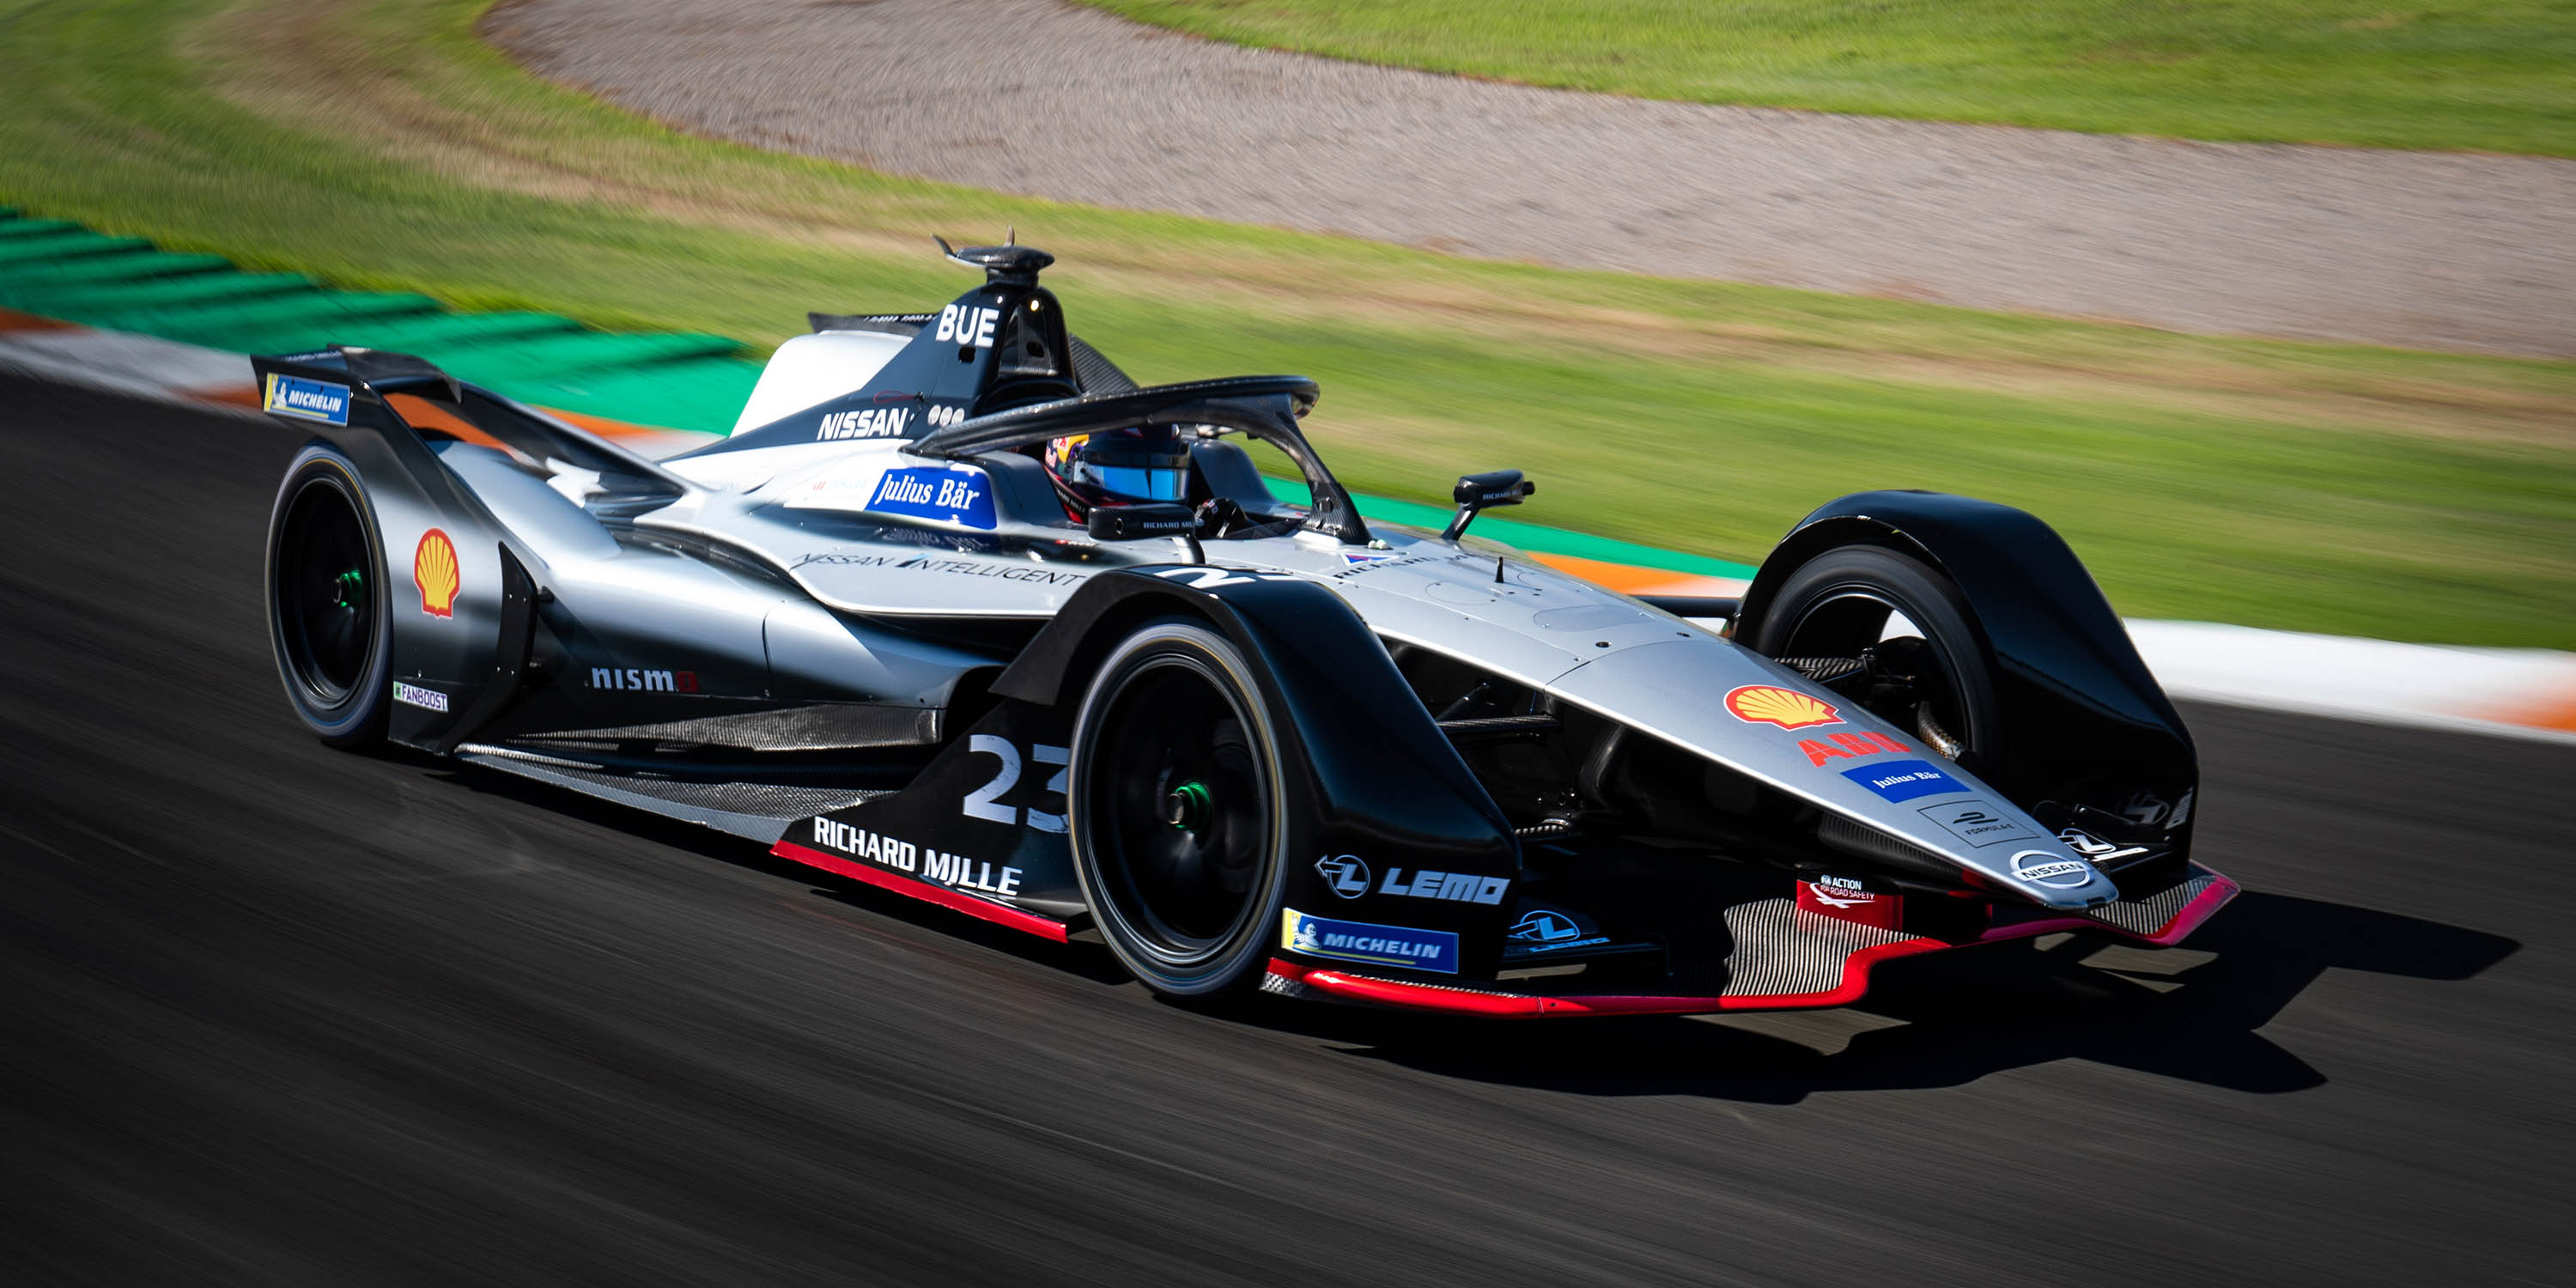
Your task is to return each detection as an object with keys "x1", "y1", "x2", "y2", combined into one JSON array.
[{"x1": 1290, "y1": 917, "x2": 1324, "y2": 952}]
